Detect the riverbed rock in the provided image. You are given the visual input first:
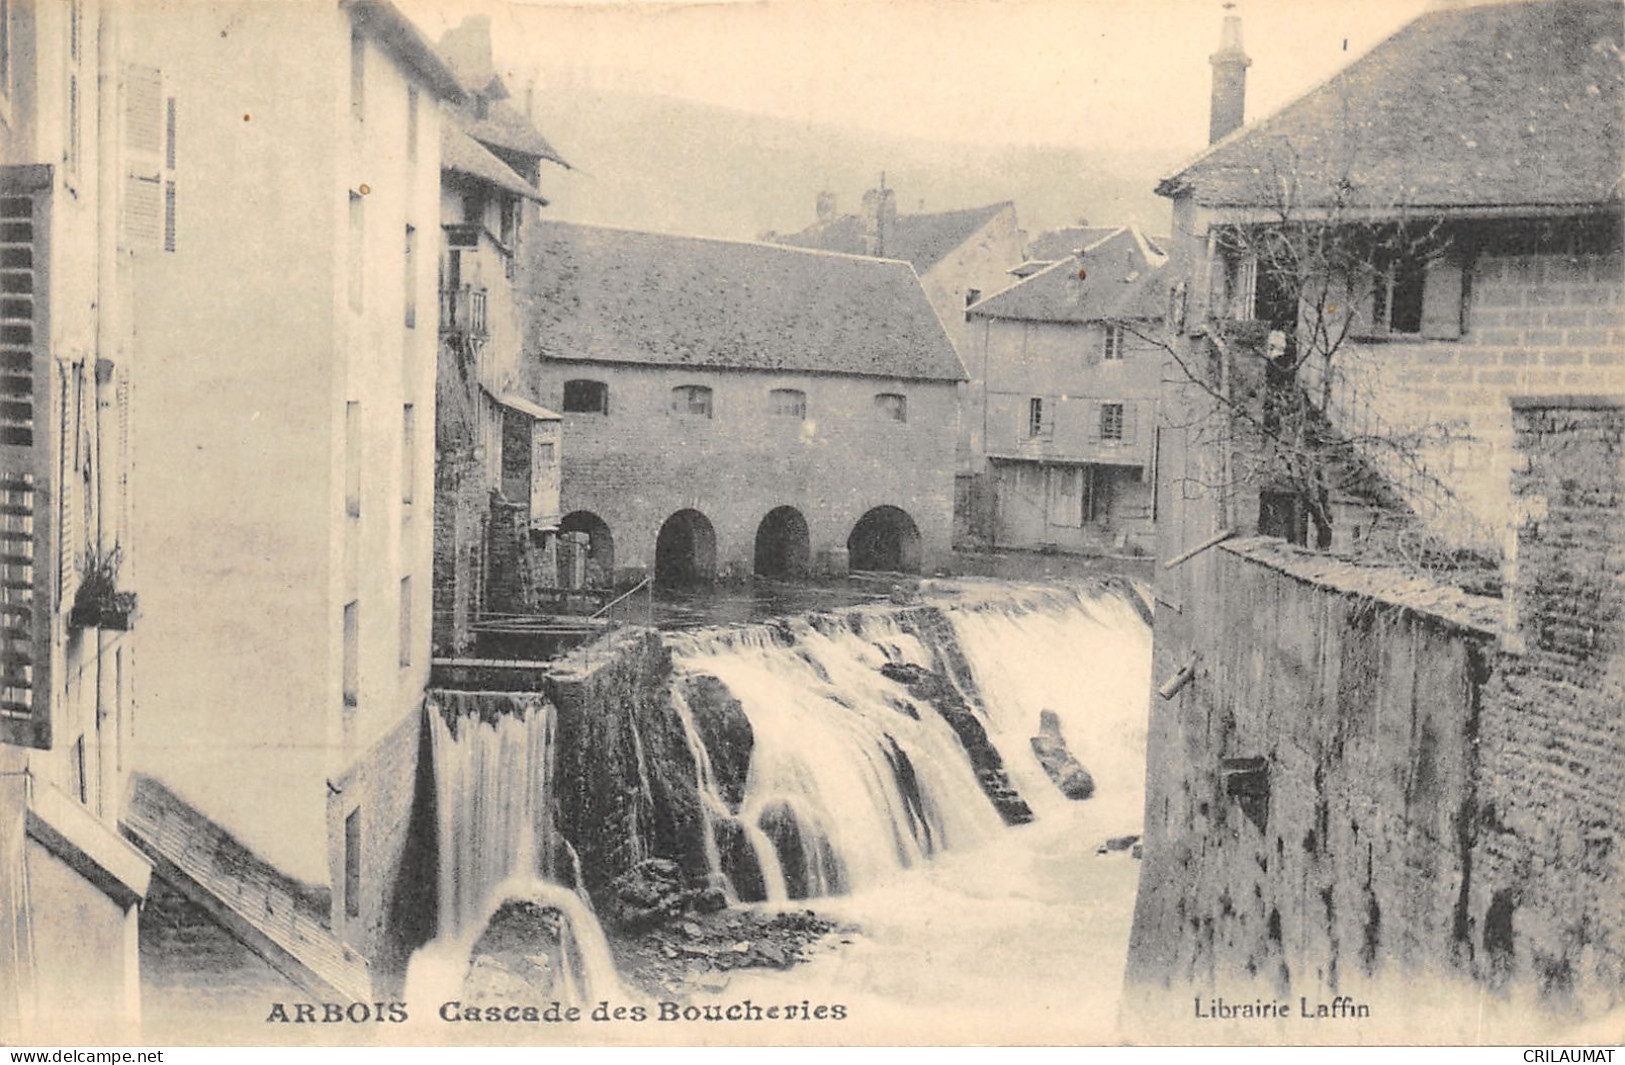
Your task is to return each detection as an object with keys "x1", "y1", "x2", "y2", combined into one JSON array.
[
  {"x1": 1031, "y1": 710, "x2": 1095, "y2": 800},
  {"x1": 879, "y1": 661, "x2": 1034, "y2": 825},
  {"x1": 681, "y1": 674, "x2": 755, "y2": 811},
  {"x1": 464, "y1": 899, "x2": 570, "y2": 1000}
]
